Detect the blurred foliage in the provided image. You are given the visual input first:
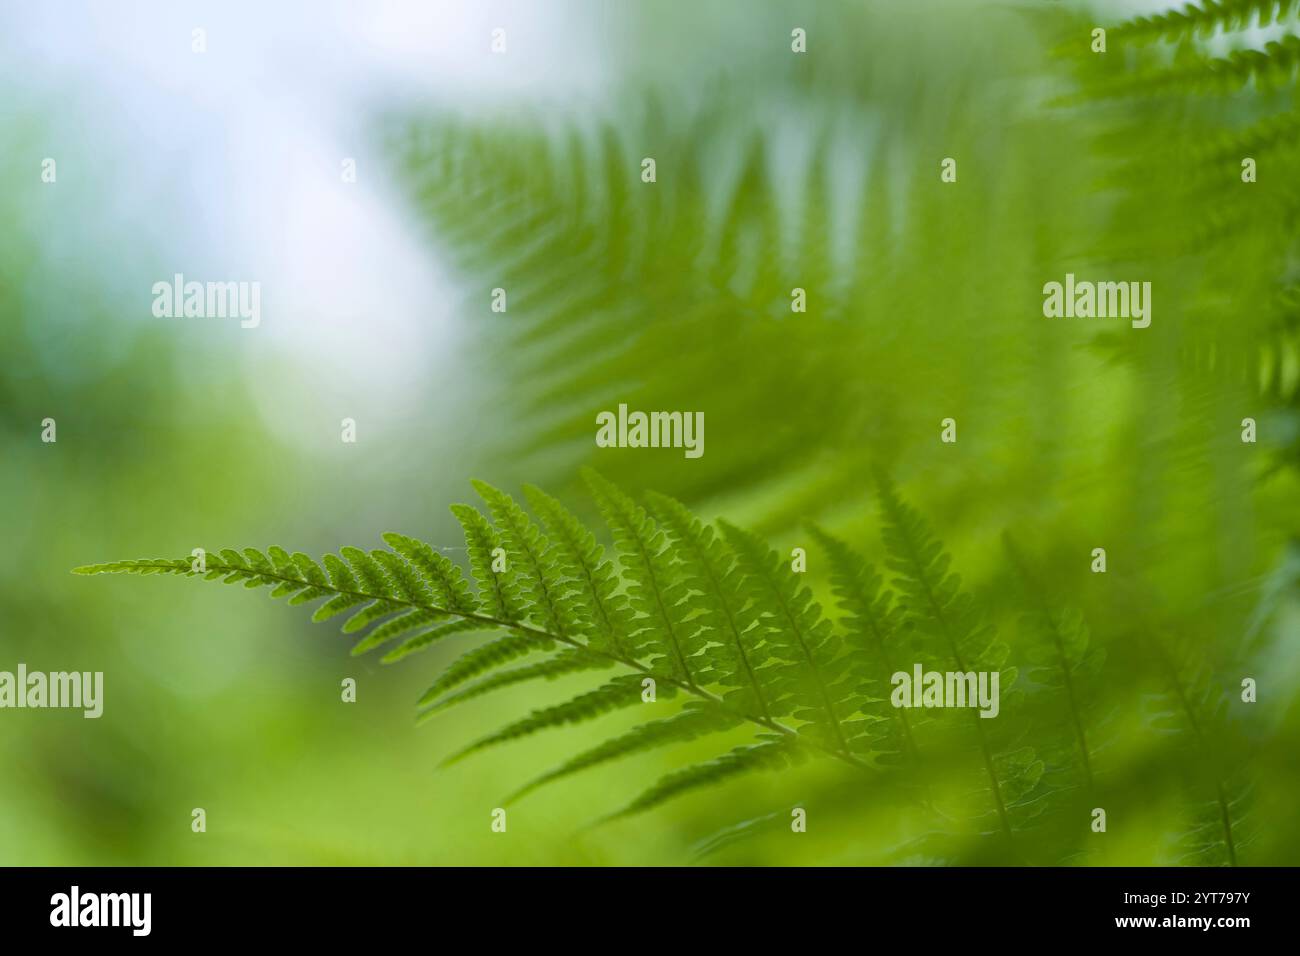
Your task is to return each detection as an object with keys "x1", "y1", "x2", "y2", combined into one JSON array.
[{"x1": 3, "y1": 0, "x2": 1299, "y2": 865}]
